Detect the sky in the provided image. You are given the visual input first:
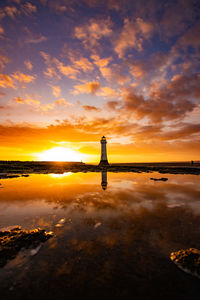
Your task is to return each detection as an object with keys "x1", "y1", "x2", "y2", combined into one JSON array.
[{"x1": 0, "y1": 0, "x2": 200, "y2": 162}]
